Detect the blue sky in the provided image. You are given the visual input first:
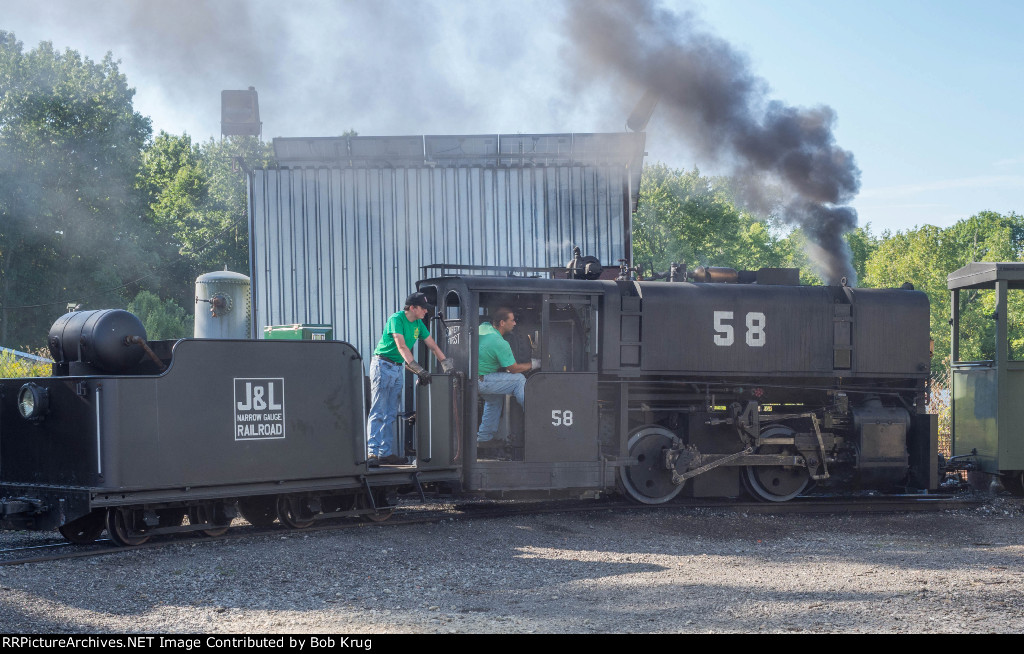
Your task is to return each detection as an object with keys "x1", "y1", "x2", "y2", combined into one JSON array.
[
  {"x1": 3, "y1": 0, "x2": 1022, "y2": 235},
  {"x1": 691, "y1": 0, "x2": 1024, "y2": 234}
]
